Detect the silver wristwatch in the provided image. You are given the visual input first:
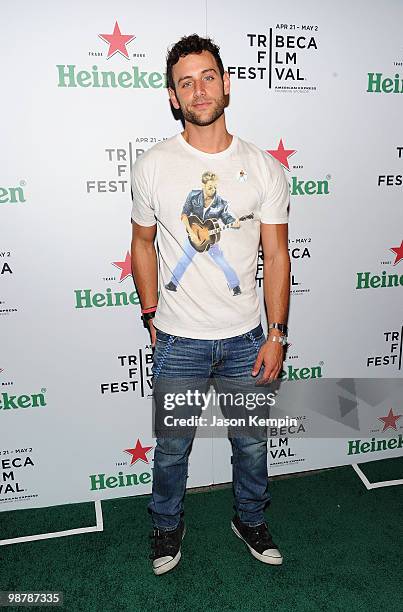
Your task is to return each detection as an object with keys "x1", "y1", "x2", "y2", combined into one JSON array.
[
  {"x1": 269, "y1": 334, "x2": 288, "y2": 346},
  {"x1": 269, "y1": 323, "x2": 288, "y2": 335}
]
